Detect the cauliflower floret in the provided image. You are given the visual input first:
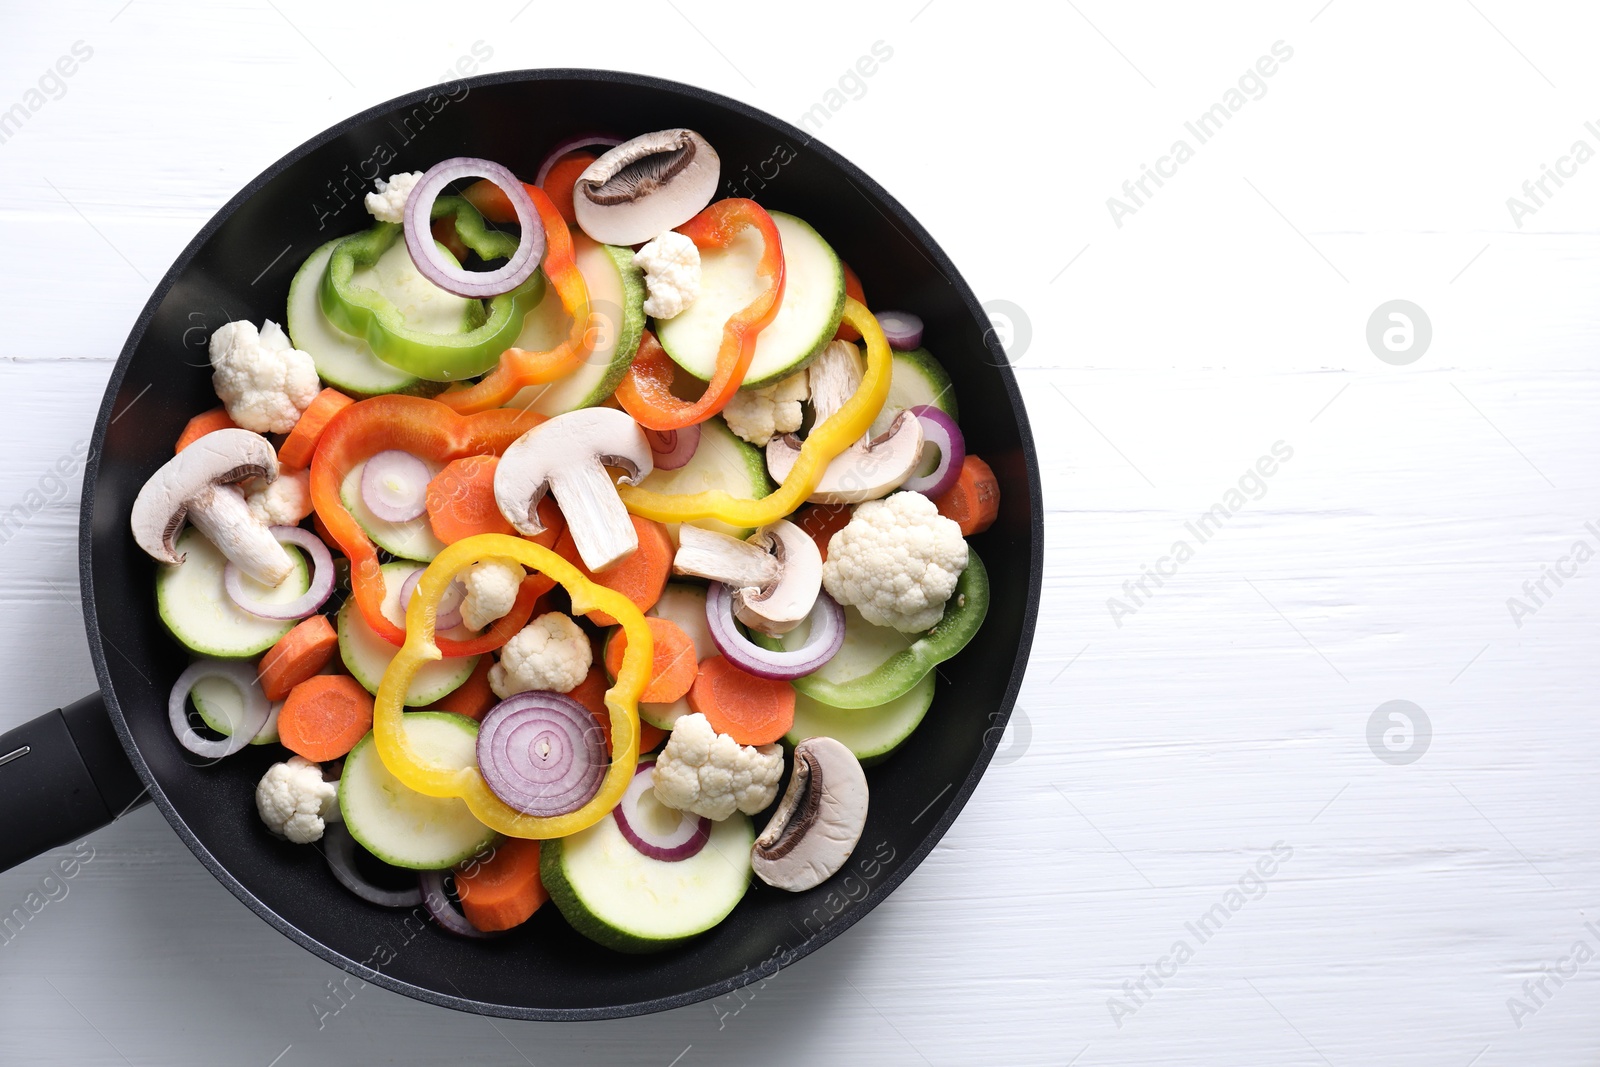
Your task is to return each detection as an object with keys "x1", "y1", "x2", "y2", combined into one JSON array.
[
  {"x1": 255, "y1": 756, "x2": 338, "y2": 844},
  {"x1": 488, "y1": 612, "x2": 591, "y2": 698},
  {"x1": 821, "y1": 491, "x2": 968, "y2": 633},
  {"x1": 721, "y1": 371, "x2": 809, "y2": 447},
  {"x1": 209, "y1": 319, "x2": 320, "y2": 434},
  {"x1": 364, "y1": 171, "x2": 423, "y2": 224},
  {"x1": 460, "y1": 557, "x2": 524, "y2": 632},
  {"x1": 651, "y1": 712, "x2": 784, "y2": 821},
  {"x1": 633, "y1": 230, "x2": 701, "y2": 319},
  {"x1": 246, "y1": 468, "x2": 312, "y2": 526}
]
